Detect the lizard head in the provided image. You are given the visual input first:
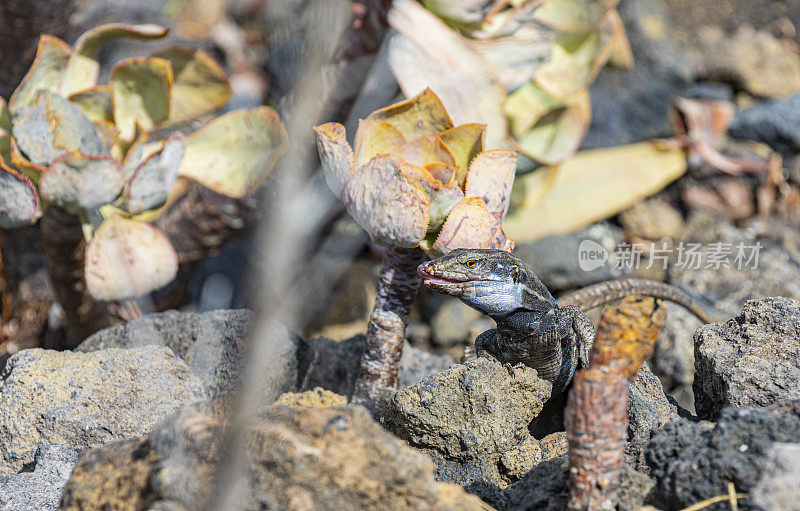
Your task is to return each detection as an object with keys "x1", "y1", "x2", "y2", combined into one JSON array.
[{"x1": 418, "y1": 248, "x2": 553, "y2": 315}]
